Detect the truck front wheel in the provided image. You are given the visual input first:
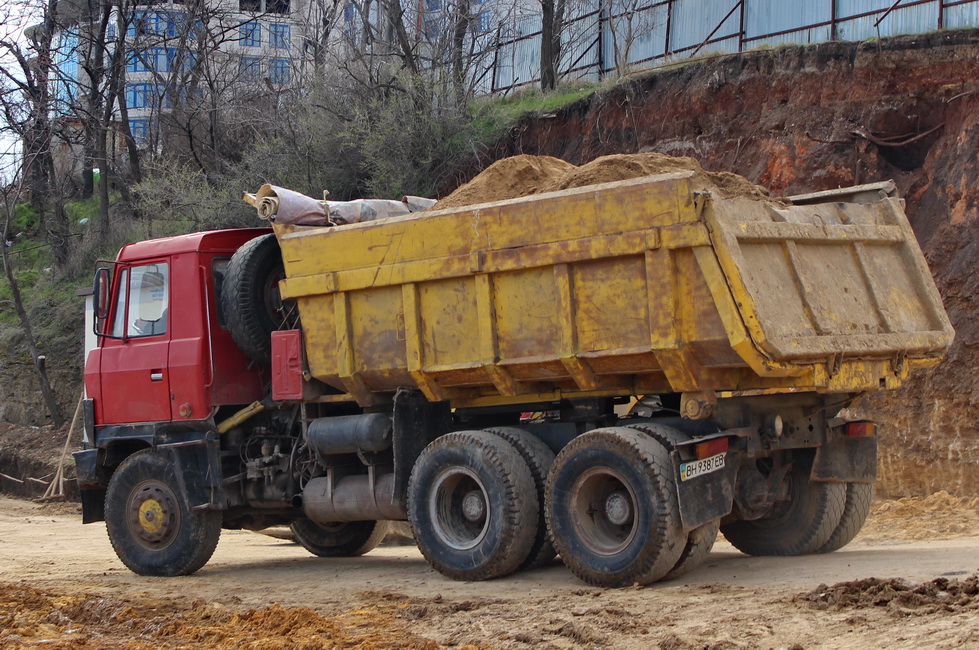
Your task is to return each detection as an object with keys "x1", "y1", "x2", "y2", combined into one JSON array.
[
  {"x1": 290, "y1": 518, "x2": 389, "y2": 557},
  {"x1": 407, "y1": 431, "x2": 537, "y2": 581},
  {"x1": 104, "y1": 450, "x2": 221, "y2": 576},
  {"x1": 546, "y1": 427, "x2": 686, "y2": 587},
  {"x1": 720, "y1": 451, "x2": 846, "y2": 556}
]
